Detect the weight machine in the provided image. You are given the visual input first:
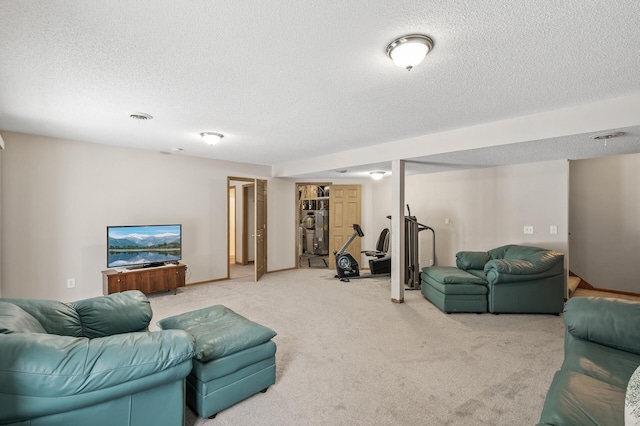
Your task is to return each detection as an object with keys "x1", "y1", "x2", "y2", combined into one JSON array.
[{"x1": 403, "y1": 206, "x2": 435, "y2": 289}]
